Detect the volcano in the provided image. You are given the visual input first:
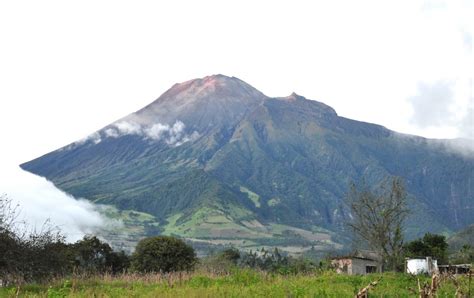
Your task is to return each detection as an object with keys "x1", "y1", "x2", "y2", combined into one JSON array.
[{"x1": 21, "y1": 75, "x2": 474, "y2": 254}]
